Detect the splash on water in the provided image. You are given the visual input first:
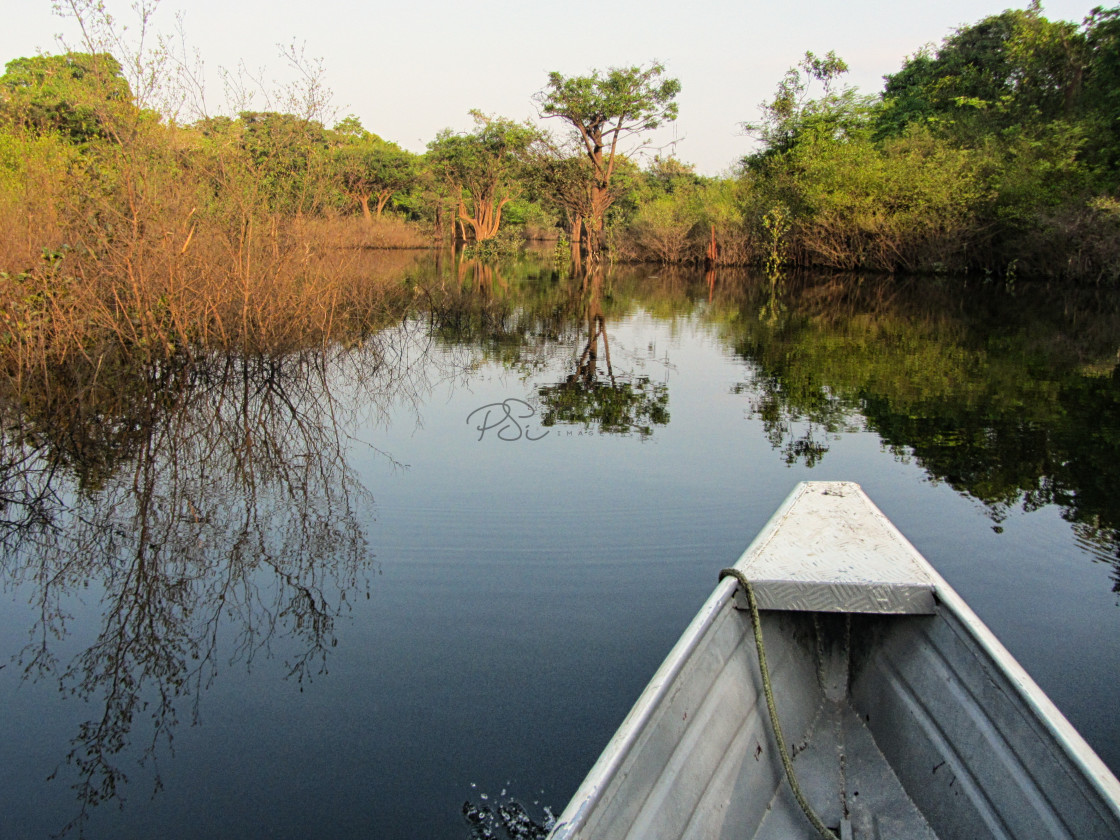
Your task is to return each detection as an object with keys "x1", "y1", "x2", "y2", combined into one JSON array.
[{"x1": 463, "y1": 786, "x2": 555, "y2": 840}]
